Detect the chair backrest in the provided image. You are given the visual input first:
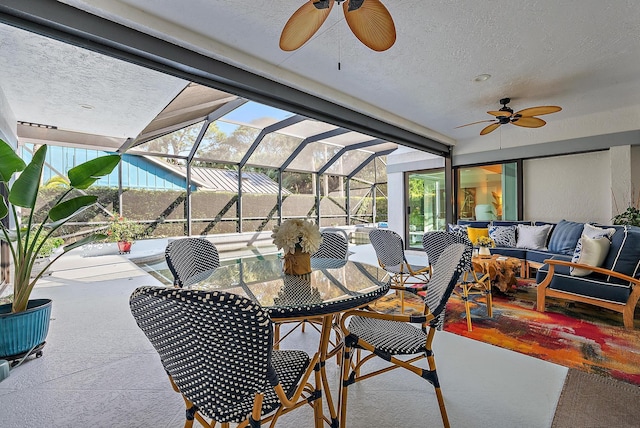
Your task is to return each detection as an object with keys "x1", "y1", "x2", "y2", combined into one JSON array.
[
  {"x1": 422, "y1": 242, "x2": 472, "y2": 329},
  {"x1": 313, "y1": 228, "x2": 349, "y2": 259},
  {"x1": 422, "y1": 230, "x2": 473, "y2": 272},
  {"x1": 165, "y1": 238, "x2": 220, "y2": 287},
  {"x1": 129, "y1": 286, "x2": 275, "y2": 423},
  {"x1": 369, "y1": 229, "x2": 406, "y2": 267}
]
